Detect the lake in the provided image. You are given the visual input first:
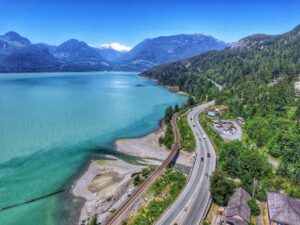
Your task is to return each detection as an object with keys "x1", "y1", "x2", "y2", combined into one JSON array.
[{"x1": 0, "y1": 72, "x2": 186, "y2": 225}]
